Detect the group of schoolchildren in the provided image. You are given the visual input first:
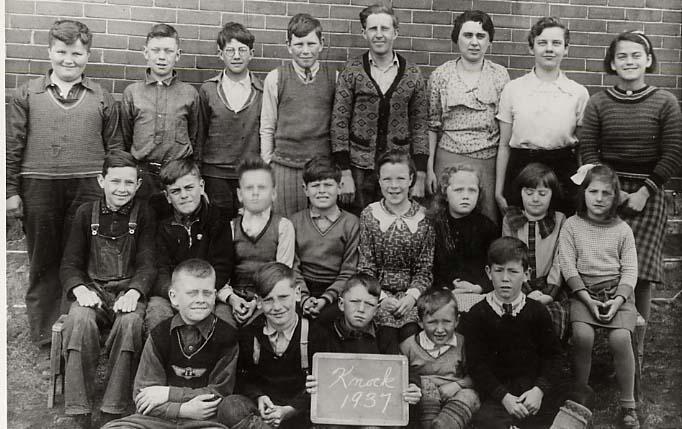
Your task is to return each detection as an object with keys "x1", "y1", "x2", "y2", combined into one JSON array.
[{"x1": 6, "y1": 2, "x2": 681, "y2": 429}]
